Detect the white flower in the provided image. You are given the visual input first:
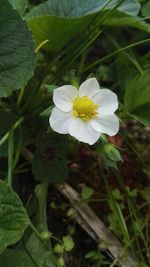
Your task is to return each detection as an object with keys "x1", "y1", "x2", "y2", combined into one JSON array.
[{"x1": 49, "y1": 78, "x2": 119, "y2": 145}]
